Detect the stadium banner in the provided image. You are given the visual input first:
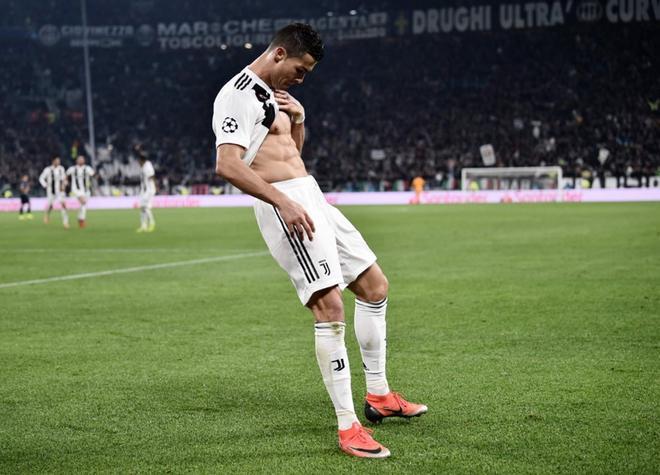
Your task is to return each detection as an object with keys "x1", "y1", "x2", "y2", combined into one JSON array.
[
  {"x1": 405, "y1": 0, "x2": 660, "y2": 35},
  {"x1": 20, "y1": 0, "x2": 660, "y2": 49},
  {"x1": 2, "y1": 188, "x2": 659, "y2": 212},
  {"x1": 33, "y1": 13, "x2": 389, "y2": 49}
]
